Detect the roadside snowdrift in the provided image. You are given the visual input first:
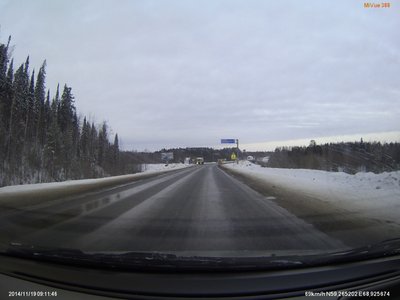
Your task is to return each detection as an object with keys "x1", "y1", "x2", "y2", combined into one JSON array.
[
  {"x1": 223, "y1": 161, "x2": 400, "y2": 224},
  {"x1": 0, "y1": 163, "x2": 191, "y2": 208}
]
